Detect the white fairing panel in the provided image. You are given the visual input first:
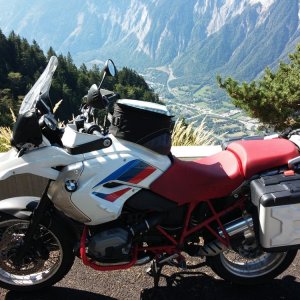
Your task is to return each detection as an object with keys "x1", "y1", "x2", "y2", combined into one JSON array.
[
  {"x1": 70, "y1": 135, "x2": 172, "y2": 225},
  {"x1": 0, "y1": 146, "x2": 83, "y2": 181},
  {"x1": 1, "y1": 128, "x2": 171, "y2": 225},
  {"x1": 84, "y1": 134, "x2": 171, "y2": 172}
]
